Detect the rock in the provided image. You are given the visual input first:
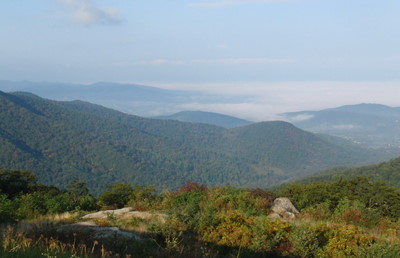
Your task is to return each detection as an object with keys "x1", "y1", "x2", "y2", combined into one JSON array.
[
  {"x1": 82, "y1": 208, "x2": 167, "y2": 223},
  {"x1": 58, "y1": 221, "x2": 141, "y2": 240},
  {"x1": 268, "y1": 197, "x2": 300, "y2": 220},
  {"x1": 82, "y1": 208, "x2": 133, "y2": 220}
]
